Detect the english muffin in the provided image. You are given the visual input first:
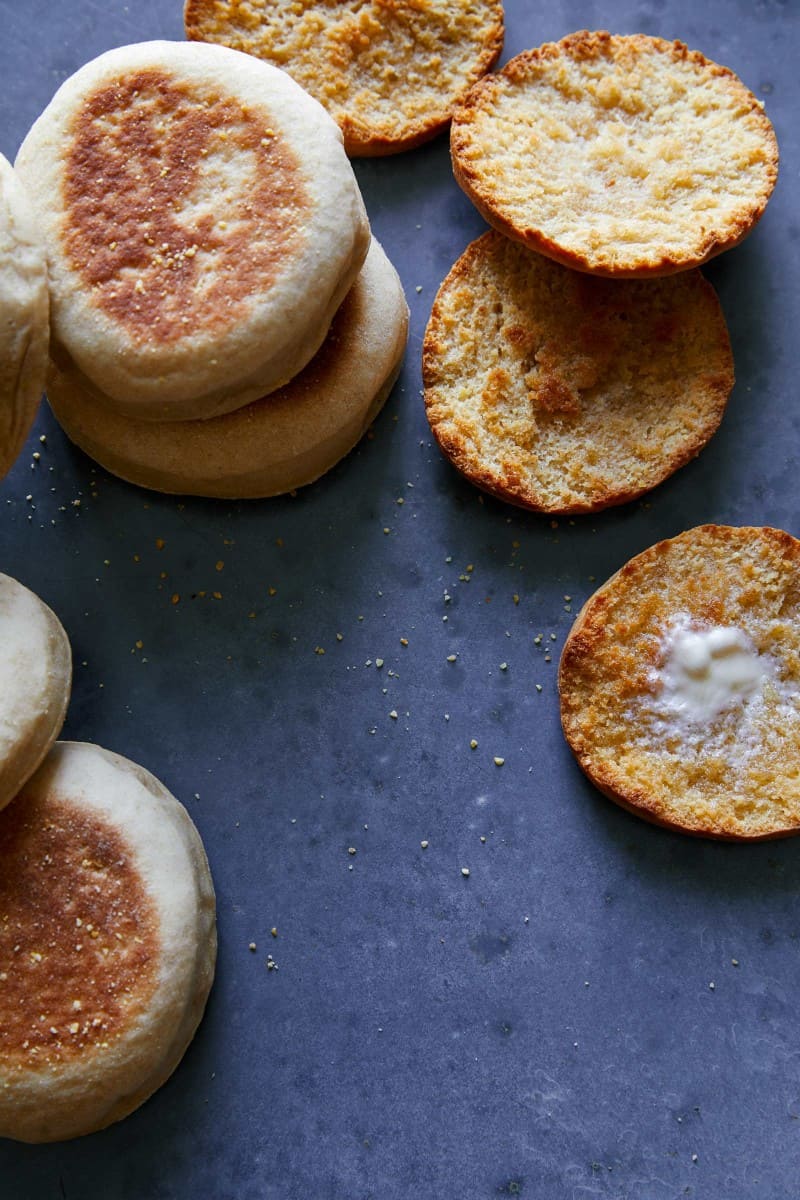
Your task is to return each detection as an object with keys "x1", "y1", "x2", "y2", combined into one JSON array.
[
  {"x1": 559, "y1": 525, "x2": 800, "y2": 840},
  {"x1": 0, "y1": 575, "x2": 71, "y2": 814},
  {"x1": 423, "y1": 231, "x2": 733, "y2": 513},
  {"x1": 185, "y1": 0, "x2": 505, "y2": 156},
  {"x1": 47, "y1": 238, "x2": 408, "y2": 498},
  {"x1": 451, "y1": 32, "x2": 779, "y2": 277},
  {"x1": 15, "y1": 40, "x2": 370, "y2": 420},
  {"x1": 0, "y1": 741, "x2": 216, "y2": 1142},
  {"x1": 0, "y1": 155, "x2": 48, "y2": 479}
]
